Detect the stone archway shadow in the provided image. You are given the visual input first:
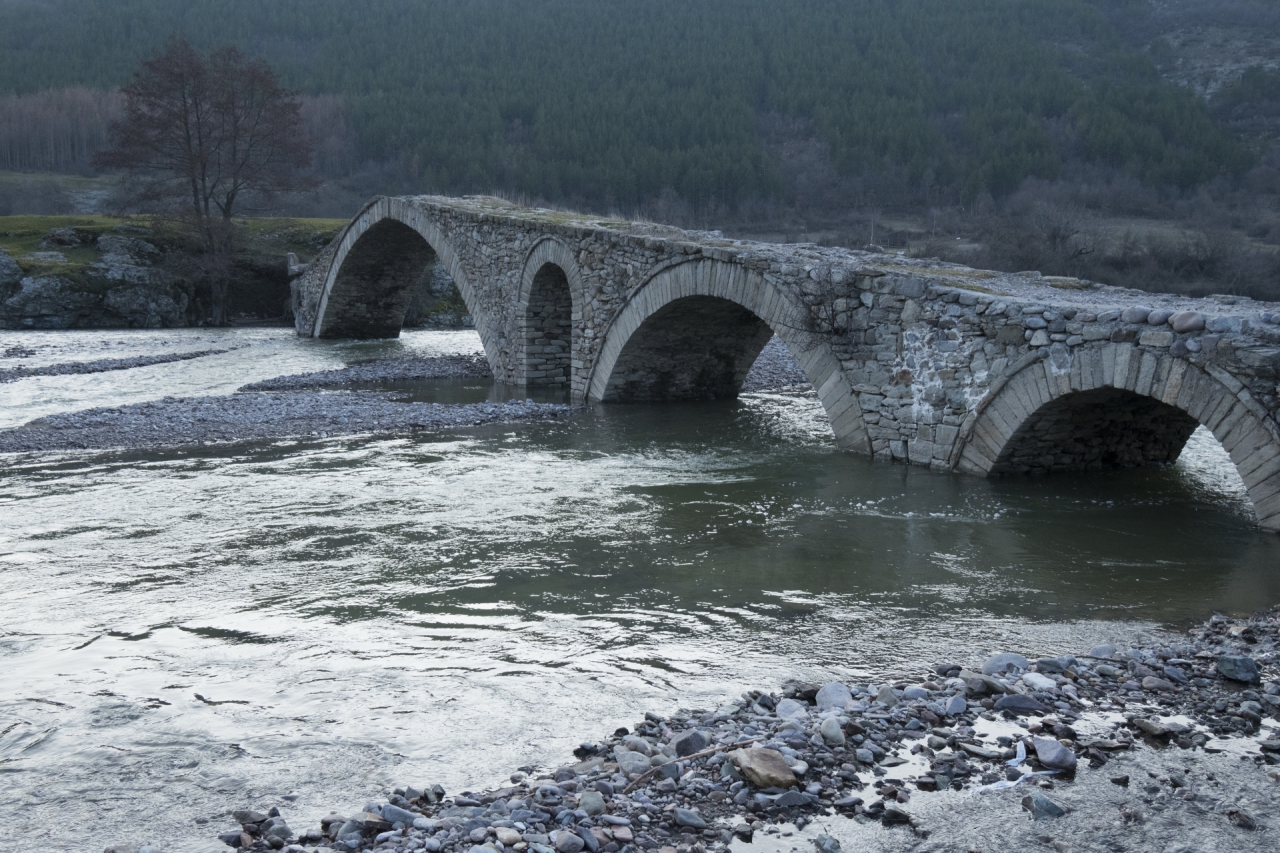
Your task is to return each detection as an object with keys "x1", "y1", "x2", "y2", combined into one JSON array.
[
  {"x1": 584, "y1": 257, "x2": 871, "y2": 453},
  {"x1": 954, "y1": 344, "x2": 1280, "y2": 531}
]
